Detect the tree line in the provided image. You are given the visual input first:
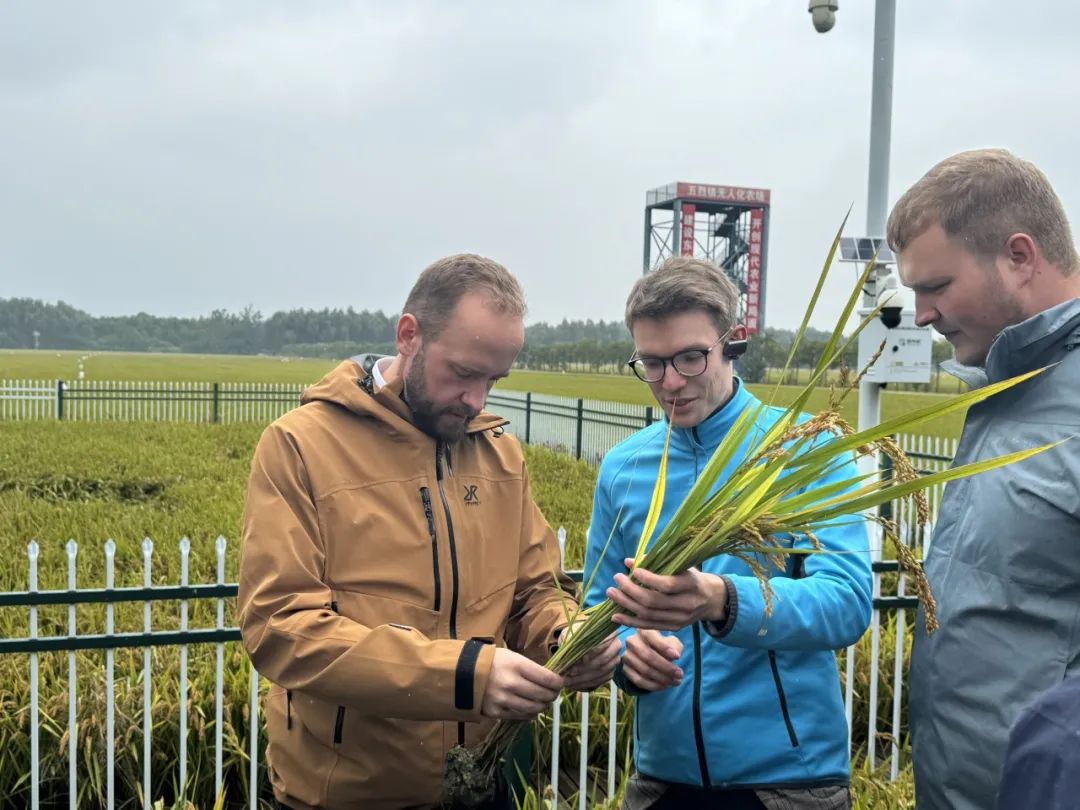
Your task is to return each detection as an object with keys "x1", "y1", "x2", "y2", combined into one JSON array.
[
  {"x1": 0, "y1": 298, "x2": 628, "y2": 356},
  {"x1": 1, "y1": 297, "x2": 954, "y2": 386}
]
